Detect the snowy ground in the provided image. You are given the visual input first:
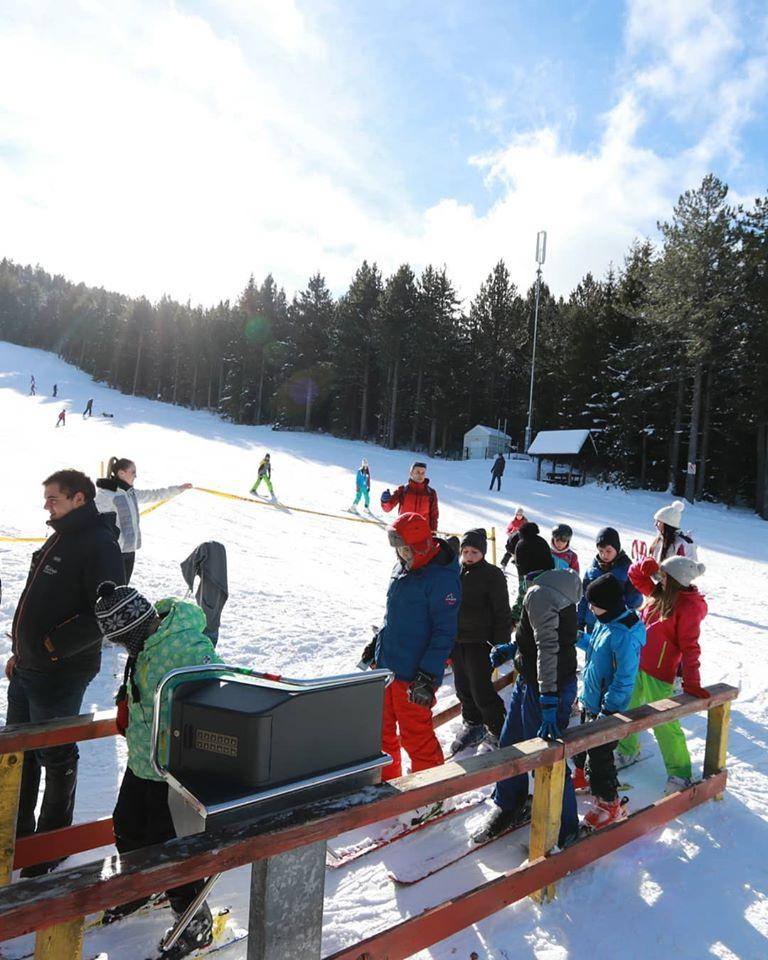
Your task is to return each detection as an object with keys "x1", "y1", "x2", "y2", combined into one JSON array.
[{"x1": 1, "y1": 340, "x2": 767, "y2": 960}]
